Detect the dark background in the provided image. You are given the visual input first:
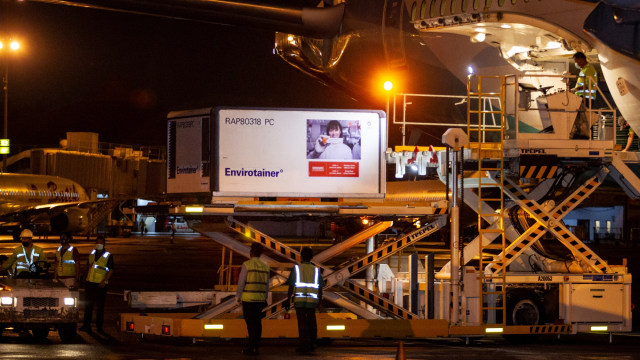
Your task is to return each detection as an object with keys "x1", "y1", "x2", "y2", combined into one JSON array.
[{"x1": 1, "y1": 1, "x2": 368, "y2": 149}]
